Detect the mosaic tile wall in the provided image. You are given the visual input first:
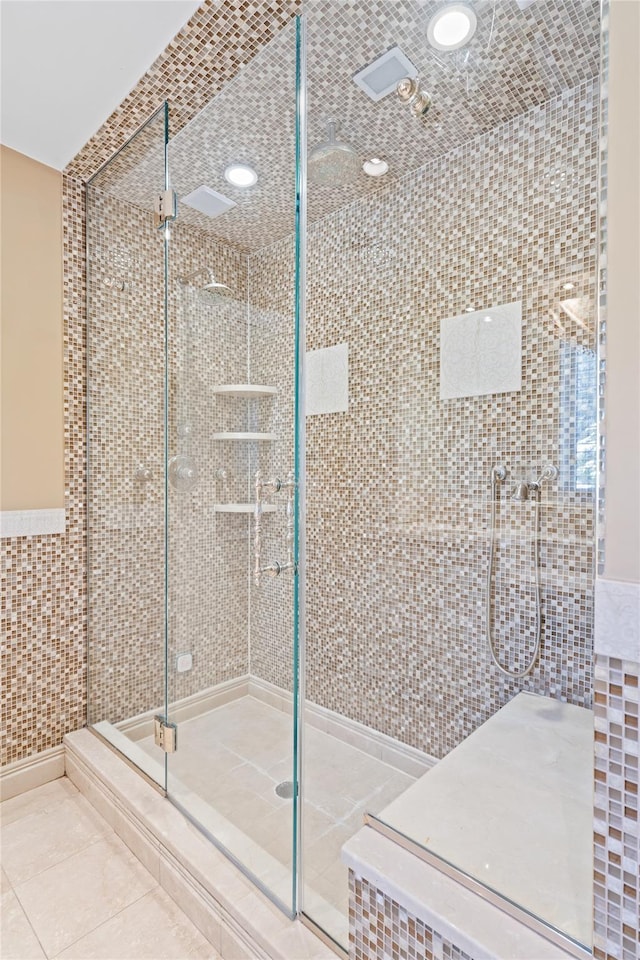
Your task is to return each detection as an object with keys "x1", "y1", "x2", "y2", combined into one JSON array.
[
  {"x1": 249, "y1": 79, "x2": 599, "y2": 760},
  {"x1": 349, "y1": 873, "x2": 475, "y2": 960},
  {"x1": 1, "y1": 0, "x2": 298, "y2": 768},
  {"x1": 67, "y1": 0, "x2": 299, "y2": 182},
  {"x1": 86, "y1": 184, "x2": 253, "y2": 723},
  {"x1": 593, "y1": 654, "x2": 640, "y2": 960},
  {"x1": 0, "y1": 176, "x2": 87, "y2": 767},
  {"x1": 248, "y1": 237, "x2": 297, "y2": 688},
  {"x1": 86, "y1": 0, "x2": 600, "y2": 255}
]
